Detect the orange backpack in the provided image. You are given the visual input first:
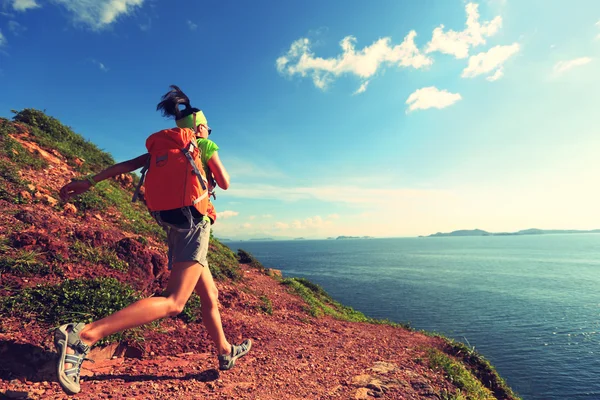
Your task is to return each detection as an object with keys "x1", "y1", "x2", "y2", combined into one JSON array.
[{"x1": 133, "y1": 127, "x2": 209, "y2": 217}]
